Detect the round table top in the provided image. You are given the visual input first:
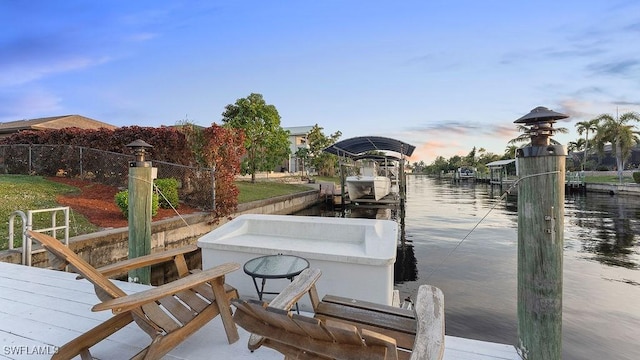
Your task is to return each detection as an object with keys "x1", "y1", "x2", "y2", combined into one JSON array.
[{"x1": 243, "y1": 254, "x2": 309, "y2": 279}]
